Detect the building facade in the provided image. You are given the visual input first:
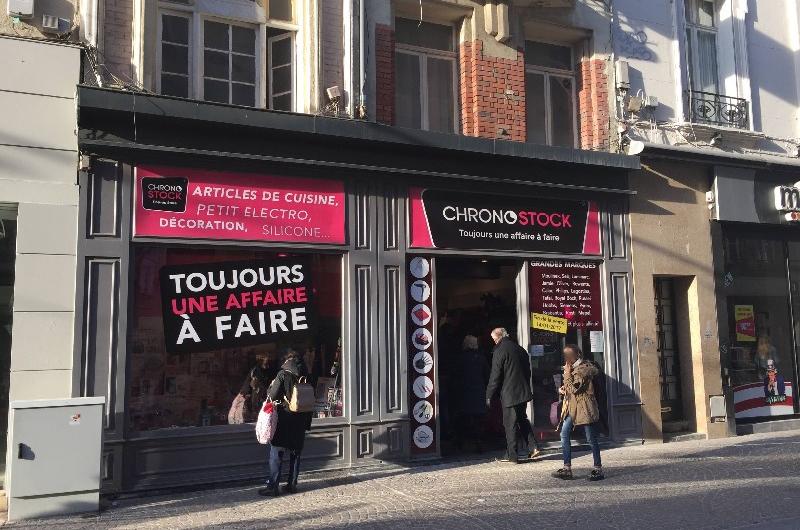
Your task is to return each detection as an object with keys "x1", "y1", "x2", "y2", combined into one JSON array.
[
  {"x1": 614, "y1": 0, "x2": 800, "y2": 439},
  {"x1": 0, "y1": 0, "x2": 83, "y2": 488},
  {"x1": 65, "y1": 0, "x2": 648, "y2": 493}
]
